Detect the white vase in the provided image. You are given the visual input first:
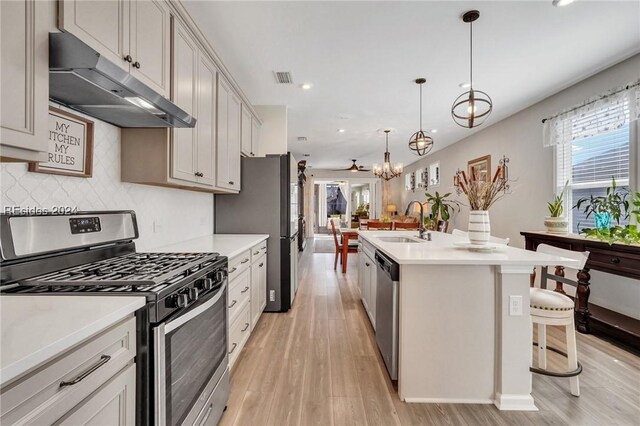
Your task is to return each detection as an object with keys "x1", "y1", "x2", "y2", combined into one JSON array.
[
  {"x1": 468, "y1": 210, "x2": 491, "y2": 245},
  {"x1": 544, "y1": 216, "x2": 569, "y2": 234}
]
